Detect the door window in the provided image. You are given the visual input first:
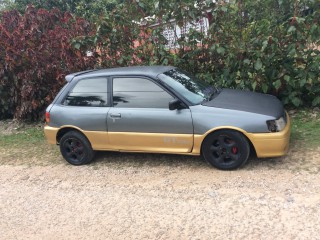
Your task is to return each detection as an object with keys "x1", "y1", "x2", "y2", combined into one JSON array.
[{"x1": 113, "y1": 77, "x2": 173, "y2": 108}]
